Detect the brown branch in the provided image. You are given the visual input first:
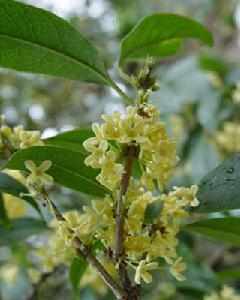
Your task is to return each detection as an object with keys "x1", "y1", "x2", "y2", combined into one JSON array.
[
  {"x1": 115, "y1": 145, "x2": 136, "y2": 291},
  {"x1": 73, "y1": 237, "x2": 126, "y2": 299}
]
